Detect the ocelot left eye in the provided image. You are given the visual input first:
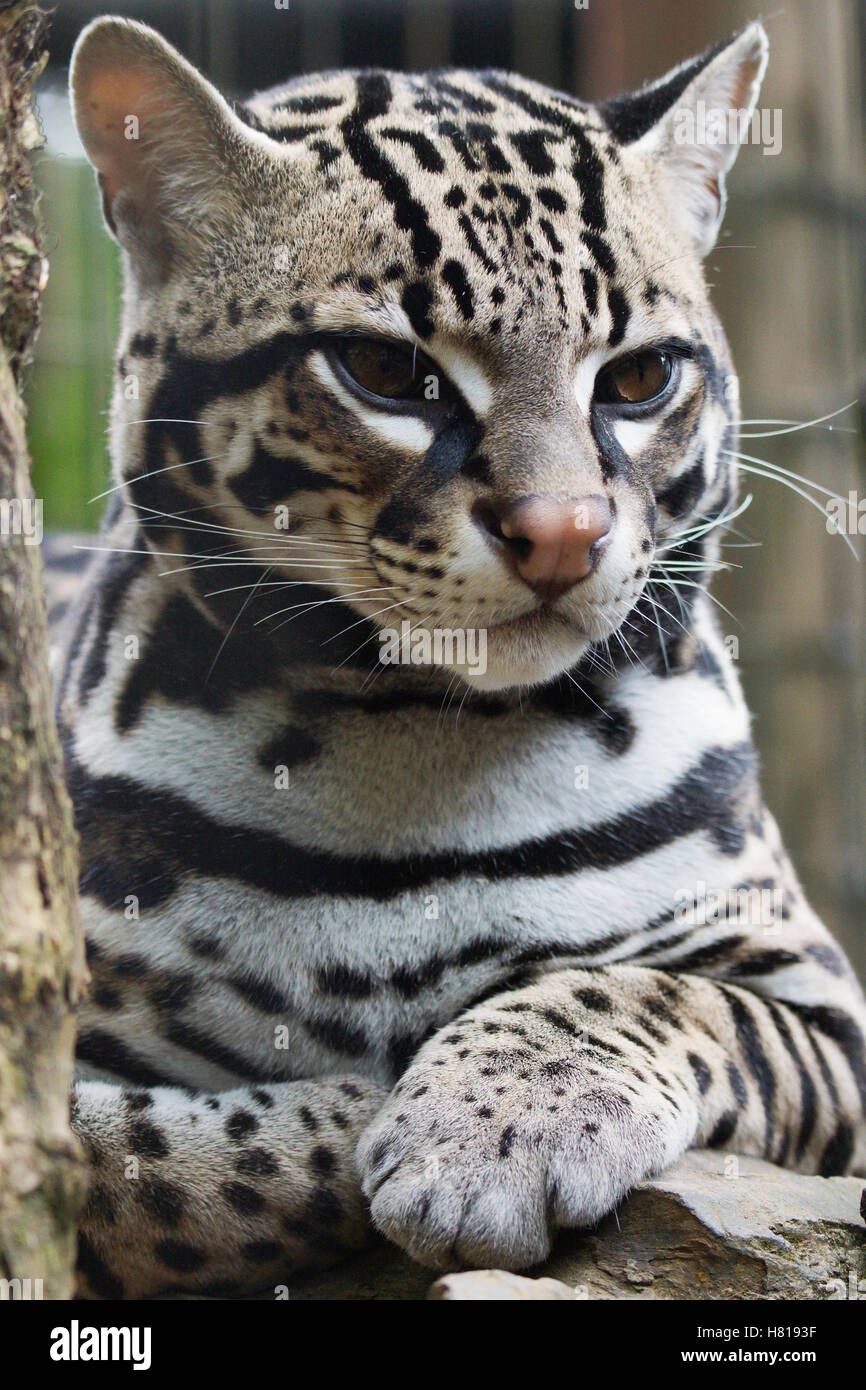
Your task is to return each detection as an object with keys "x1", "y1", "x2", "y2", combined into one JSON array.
[
  {"x1": 594, "y1": 350, "x2": 674, "y2": 407},
  {"x1": 332, "y1": 337, "x2": 433, "y2": 403}
]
